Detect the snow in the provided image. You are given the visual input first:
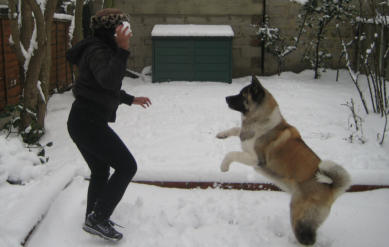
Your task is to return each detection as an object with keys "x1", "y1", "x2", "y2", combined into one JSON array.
[
  {"x1": 26, "y1": 180, "x2": 389, "y2": 247},
  {"x1": 0, "y1": 165, "x2": 77, "y2": 247},
  {"x1": 37, "y1": 81, "x2": 45, "y2": 103},
  {"x1": 53, "y1": 13, "x2": 73, "y2": 21},
  {"x1": 356, "y1": 16, "x2": 389, "y2": 25},
  {"x1": 121, "y1": 21, "x2": 132, "y2": 35},
  {"x1": 0, "y1": 70, "x2": 389, "y2": 246},
  {"x1": 152, "y1": 24, "x2": 234, "y2": 37},
  {"x1": 0, "y1": 136, "x2": 43, "y2": 184},
  {"x1": 291, "y1": 0, "x2": 309, "y2": 5},
  {"x1": 19, "y1": 15, "x2": 38, "y2": 73},
  {"x1": 35, "y1": 0, "x2": 47, "y2": 14}
]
